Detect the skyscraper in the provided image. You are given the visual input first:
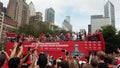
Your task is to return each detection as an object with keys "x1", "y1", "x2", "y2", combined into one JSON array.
[
  {"x1": 0, "y1": 2, "x2": 3, "y2": 13},
  {"x1": 45, "y1": 7, "x2": 55, "y2": 23},
  {"x1": 104, "y1": 1, "x2": 115, "y2": 27},
  {"x1": 29, "y1": 12, "x2": 43, "y2": 24},
  {"x1": 7, "y1": 0, "x2": 18, "y2": 21},
  {"x1": 65, "y1": 16, "x2": 70, "y2": 23},
  {"x1": 62, "y1": 16, "x2": 72, "y2": 31},
  {"x1": 7, "y1": 0, "x2": 29, "y2": 26},
  {"x1": 91, "y1": 15, "x2": 110, "y2": 34},
  {"x1": 35, "y1": 12, "x2": 43, "y2": 21},
  {"x1": 29, "y1": 2, "x2": 36, "y2": 16},
  {"x1": 88, "y1": 24, "x2": 91, "y2": 33}
]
